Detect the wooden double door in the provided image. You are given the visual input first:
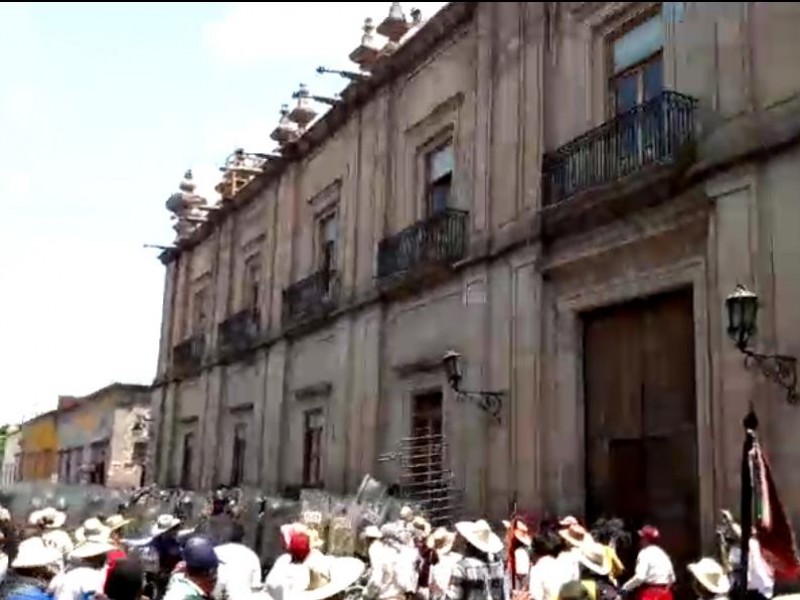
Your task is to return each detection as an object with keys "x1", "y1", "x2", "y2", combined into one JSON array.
[{"x1": 583, "y1": 288, "x2": 699, "y2": 580}]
